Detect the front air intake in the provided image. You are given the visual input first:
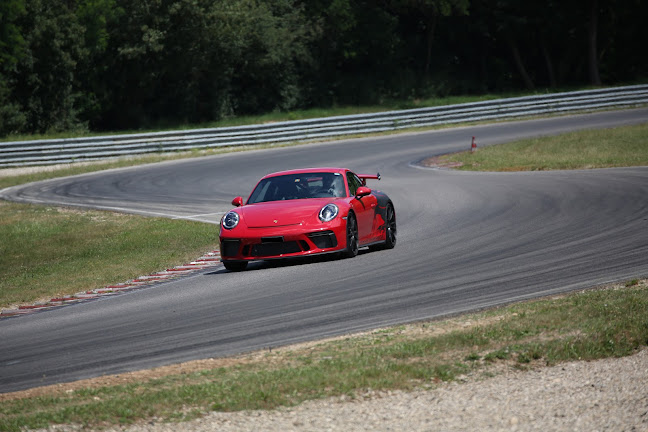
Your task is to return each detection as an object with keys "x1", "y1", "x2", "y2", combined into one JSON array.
[
  {"x1": 308, "y1": 231, "x2": 338, "y2": 249},
  {"x1": 221, "y1": 239, "x2": 241, "y2": 257}
]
